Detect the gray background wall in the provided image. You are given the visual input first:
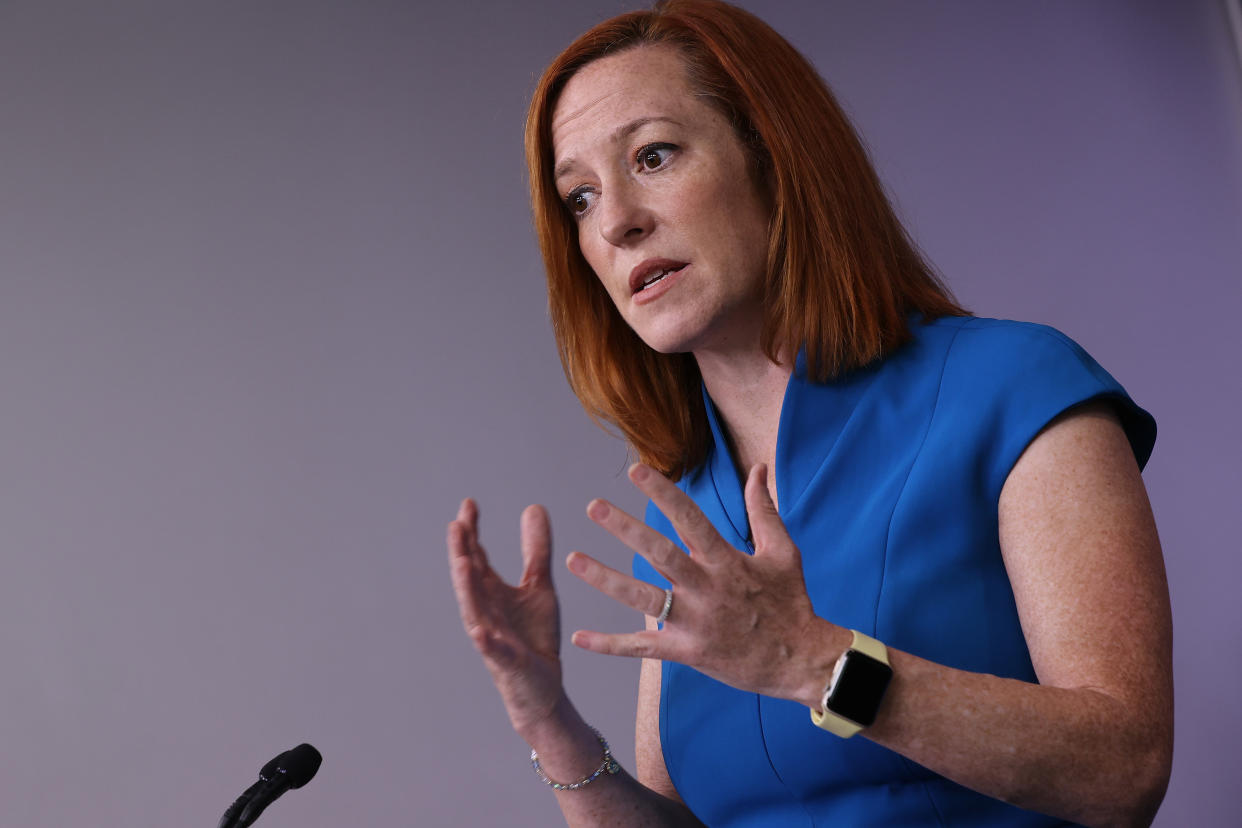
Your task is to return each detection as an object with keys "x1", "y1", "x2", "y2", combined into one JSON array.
[{"x1": 0, "y1": 1, "x2": 1237, "y2": 825}]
